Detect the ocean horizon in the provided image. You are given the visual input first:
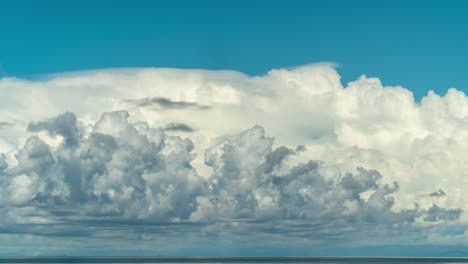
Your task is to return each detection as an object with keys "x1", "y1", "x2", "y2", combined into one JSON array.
[{"x1": 0, "y1": 257, "x2": 467, "y2": 264}]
